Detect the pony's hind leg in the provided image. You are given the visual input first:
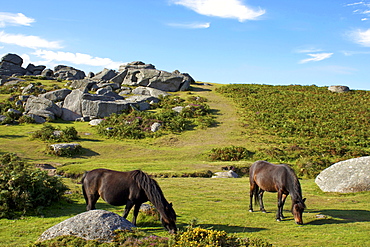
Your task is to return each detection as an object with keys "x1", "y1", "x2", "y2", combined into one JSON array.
[{"x1": 249, "y1": 182, "x2": 256, "y2": 212}]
